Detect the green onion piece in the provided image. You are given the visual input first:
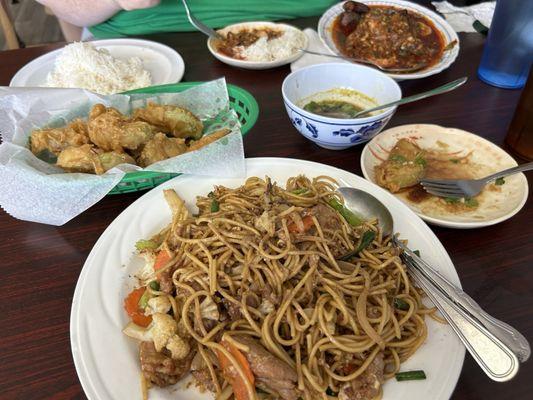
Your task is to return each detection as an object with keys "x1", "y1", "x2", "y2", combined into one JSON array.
[
  {"x1": 449, "y1": 158, "x2": 460, "y2": 164},
  {"x1": 414, "y1": 155, "x2": 427, "y2": 166},
  {"x1": 413, "y1": 250, "x2": 421, "y2": 257},
  {"x1": 339, "y1": 230, "x2": 376, "y2": 261},
  {"x1": 138, "y1": 289, "x2": 151, "y2": 309},
  {"x1": 395, "y1": 370, "x2": 426, "y2": 381},
  {"x1": 495, "y1": 177, "x2": 505, "y2": 186},
  {"x1": 464, "y1": 198, "x2": 478, "y2": 208},
  {"x1": 390, "y1": 154, "x2": 407, "y2": 163},
  {"x1": 394, "y1": 297, "x2": 410, "y2": 311},
  {"x1": 327, "y1": 198, "x2": 364, "y2": 227},
  {"x1": 292, "y1": 188, "x2": 309, "y2": 195},
  {"x1": 208, "y1": 192, "x2": 220, "y2": 212},
  {"x1": 444, "y1": 197, "x2": 460, "y2": 204},
  {"x1": 149, "y1": 281, "x2": 160, "y2": 291},
  {"x1": 326, "y1": 387, "x2": 337, "y2": 396},
  {"x1": 135, "y1": 239, "x2": 158, "y2": 251}
]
